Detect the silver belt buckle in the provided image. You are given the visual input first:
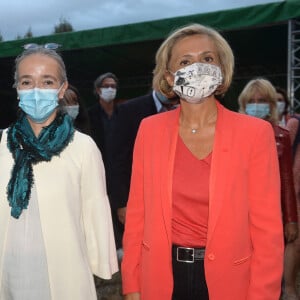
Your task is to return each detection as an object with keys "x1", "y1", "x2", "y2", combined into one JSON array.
[{"x1": 176, "y1": 247, "x2": 194, "y2": 263}]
